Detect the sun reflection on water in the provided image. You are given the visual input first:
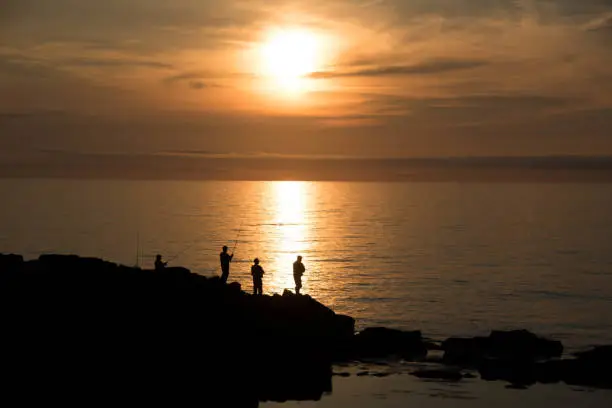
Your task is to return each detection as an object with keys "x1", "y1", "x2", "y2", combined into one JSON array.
[{"x1": 266, "y1": 181, "x2": 312, "y2": 294}]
